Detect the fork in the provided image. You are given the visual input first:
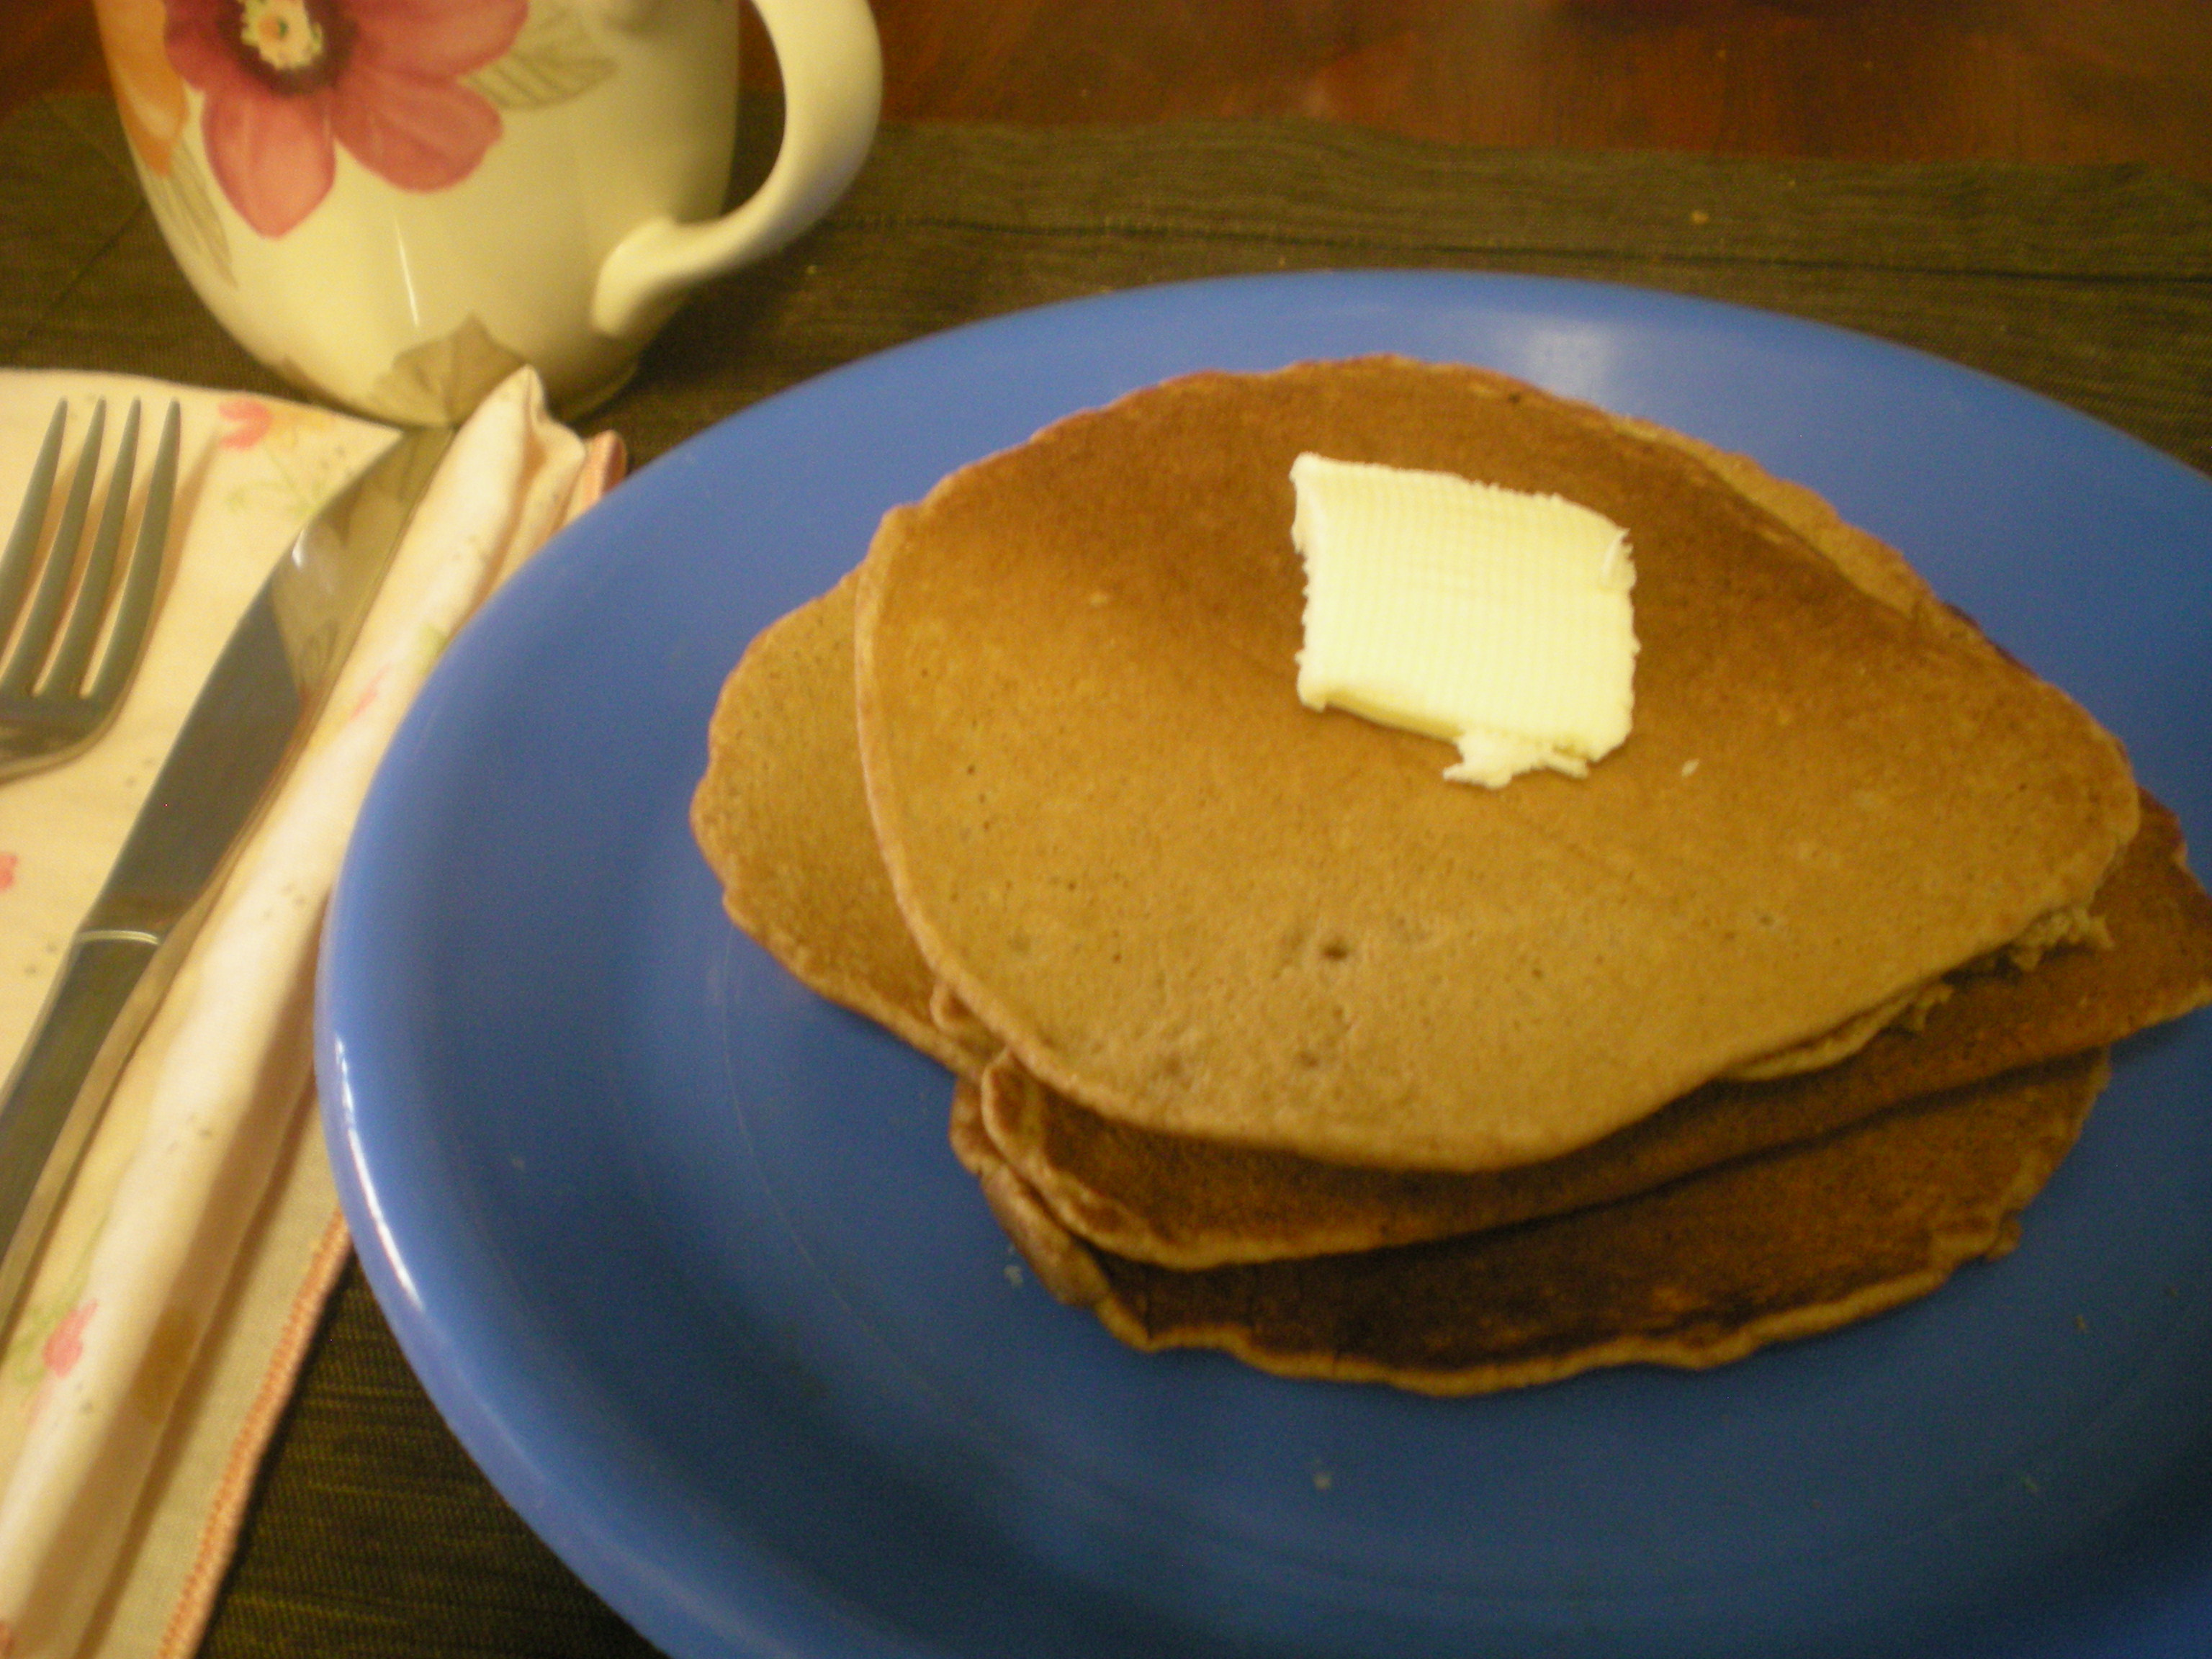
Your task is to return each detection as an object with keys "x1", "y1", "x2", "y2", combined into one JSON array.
[{"x1": 0, "y1": 398, "x2": 181, "y2": 781}]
